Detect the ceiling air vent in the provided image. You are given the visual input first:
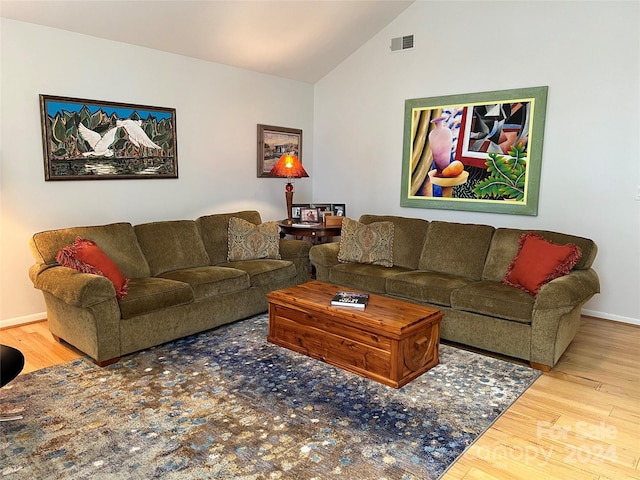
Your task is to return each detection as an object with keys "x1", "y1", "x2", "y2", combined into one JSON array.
[{"x1": 390, "y1": 35, "x2": 414, "y2": 53}]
